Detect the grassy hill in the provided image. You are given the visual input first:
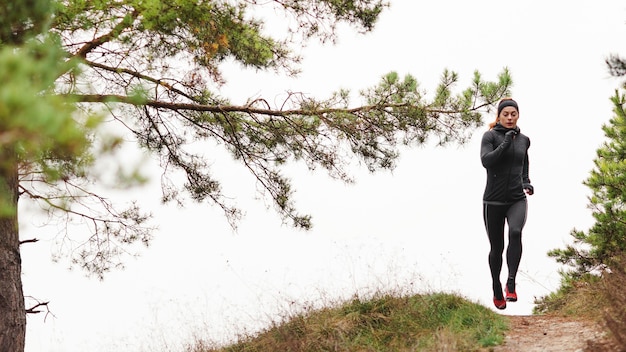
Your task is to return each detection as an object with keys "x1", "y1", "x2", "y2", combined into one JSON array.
[
  {"x1": 188, "y1": 292, "x2": 509, "y2": 352},
  {"x1": 179, "y1": 257, "x2": 626, "y2": 352}
]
